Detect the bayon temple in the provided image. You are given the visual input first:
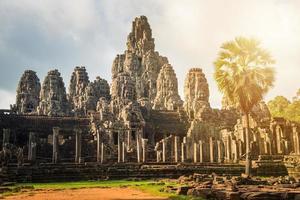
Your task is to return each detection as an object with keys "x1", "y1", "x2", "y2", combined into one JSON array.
[{"x1": 1, "y1": 16, "x2": 300, "y2": 180}]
